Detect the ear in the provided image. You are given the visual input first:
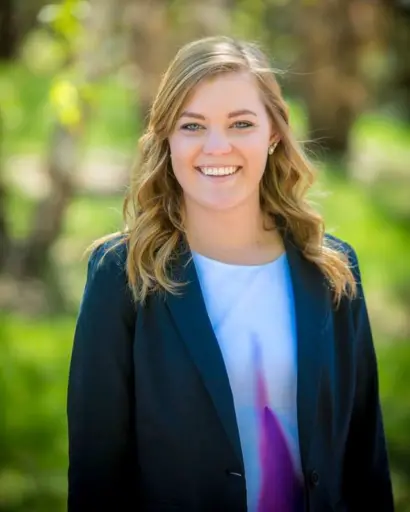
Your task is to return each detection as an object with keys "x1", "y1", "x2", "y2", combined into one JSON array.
[
  {"x1": 269, "y1": 134, "x2": 281, "y2": 146},
  {"x1": 268, "y1": 125, "x2": 281, "y2": 145}
]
